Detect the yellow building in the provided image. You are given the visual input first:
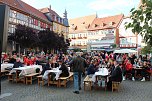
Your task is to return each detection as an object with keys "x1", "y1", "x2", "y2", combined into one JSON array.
[{"x1": 40, "y1": 7, "x2": 69, "y2": 39}]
